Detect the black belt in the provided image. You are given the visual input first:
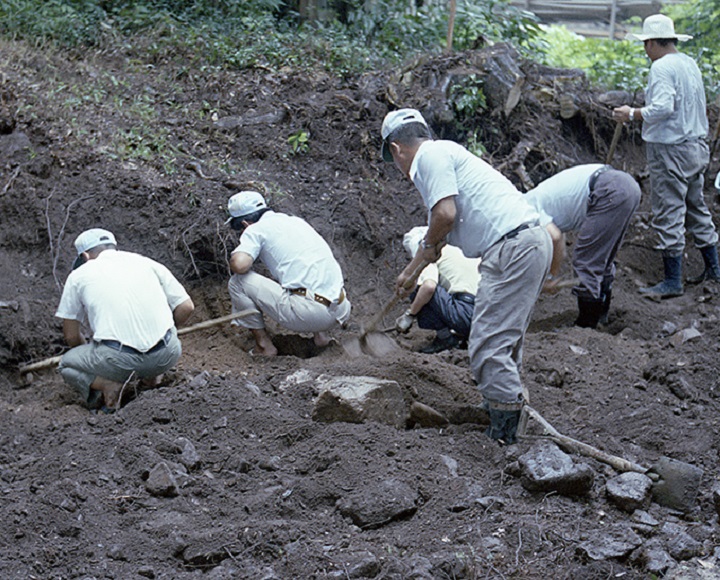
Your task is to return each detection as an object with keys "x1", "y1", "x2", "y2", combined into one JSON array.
[
  {"x1": 589, "y1": 165, "x2": 612, "y2": 191},
  {"x1": 496, "y1": 222, "x2": 532, "y2": 245},
  {"x1": 100, "y1": 329, "x2": 172, "y2": 355},
  {"x1": 453, "y1": 292, "x2": 475, "y2": 305},
  {"x1": 288, "y1": 287, "x2": 346, "y2": 307}
]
